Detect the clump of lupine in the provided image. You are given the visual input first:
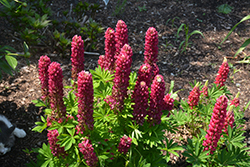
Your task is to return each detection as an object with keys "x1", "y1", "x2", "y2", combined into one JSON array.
[{"x1": 32, "y1": 20, "x2": 250, "y2": 167}]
